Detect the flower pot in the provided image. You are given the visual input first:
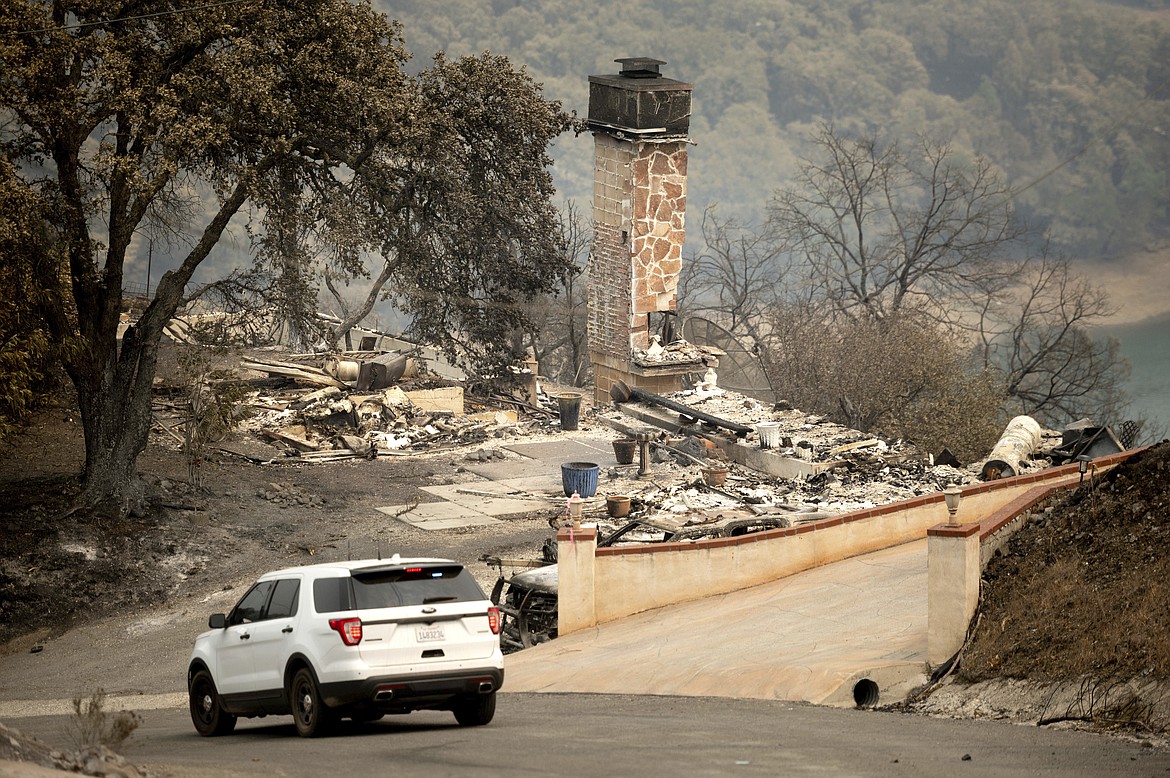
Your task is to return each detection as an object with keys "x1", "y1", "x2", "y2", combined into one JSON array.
[
  {"x1": 755, "y1": 421, "x2": 782, "y2": 449},
  {"x1": 561, "y1": 461, "x2": 599, "y2": 498},
  {"x1": 701, "y1": 466, "x2": 729, "y2": 487},
  {"x1": 556, "y1": 393, "x2": 583, "y2": 431},
  {"x1": 612, "y1": 438, "x2": 637, "y2": 465},
  {"x1": 606, "y1": 495, "x2": 632, "y2": 518}
]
